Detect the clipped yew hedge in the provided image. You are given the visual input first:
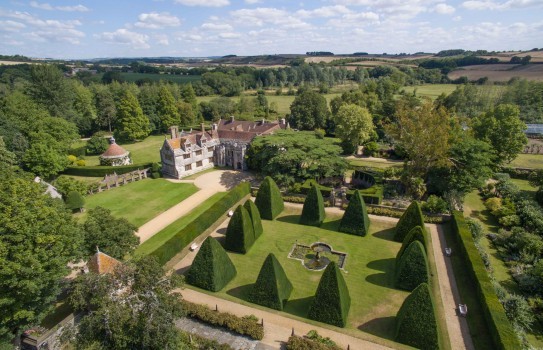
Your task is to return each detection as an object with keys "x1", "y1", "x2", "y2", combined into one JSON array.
[
  {"x1": 339, "y1": 190, "x2": 370, "y2": 236},
  {"x1": 394, "y1": 201, "x2": 425, "y2": 242},
  {"x1": 300, "y1": 185, "x2": 326, "y2": 226},
  {"x1": 451, "y1": 211, "x2": 521, "y2": 350},
  {"x1": 286, "y1": 336, "x2": 342, "y2": 350},
  {"x1": 396, "y1": 225, "x2": 427, "y2": 260},
  {"x1": 225, "y1": 205, "x2": 255, "y2": 254},
  {"x1": 244, "y1": 199, "x2": 263, "y2": 239},
  {"x1": 255, "y1": 176, "x2": 284, "y2": 220},
  {"x1": 249, "y1": 253, "x2": 293, "y2": 310},
  {"x1": 186, "y1": 237, "x2": 237, "y2": 292},
  {"x1": 149, "y1": 182, "x2": 250, "y2": 265},
  {"x1": 395, "y1": 240, "x2": 430, "y2": 291},
  {"x1": 395, "y1": 283, "x2": 440, "y2": 350},
  {"x1": 63, "y1": 162, "x2": 153, "y2": 177},
  {"x1": 308, "y1": 262, "x2": 350, "y2": 327}
]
